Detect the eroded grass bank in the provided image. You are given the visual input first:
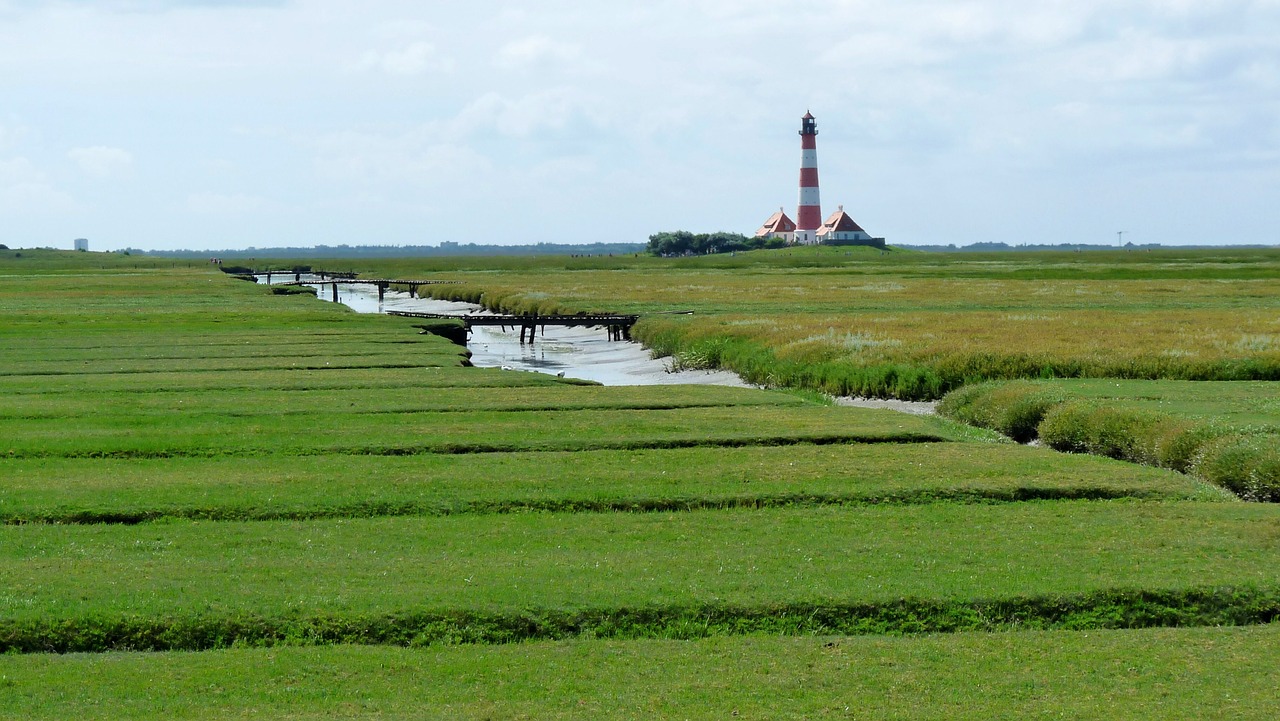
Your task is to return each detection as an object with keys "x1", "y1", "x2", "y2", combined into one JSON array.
[
  {"x1": 938, "y1": 380, "x2": 1280, "y2": 500},
  {"x1": 387, "y1": 247, "x2": 1280, "y2": 400}
]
